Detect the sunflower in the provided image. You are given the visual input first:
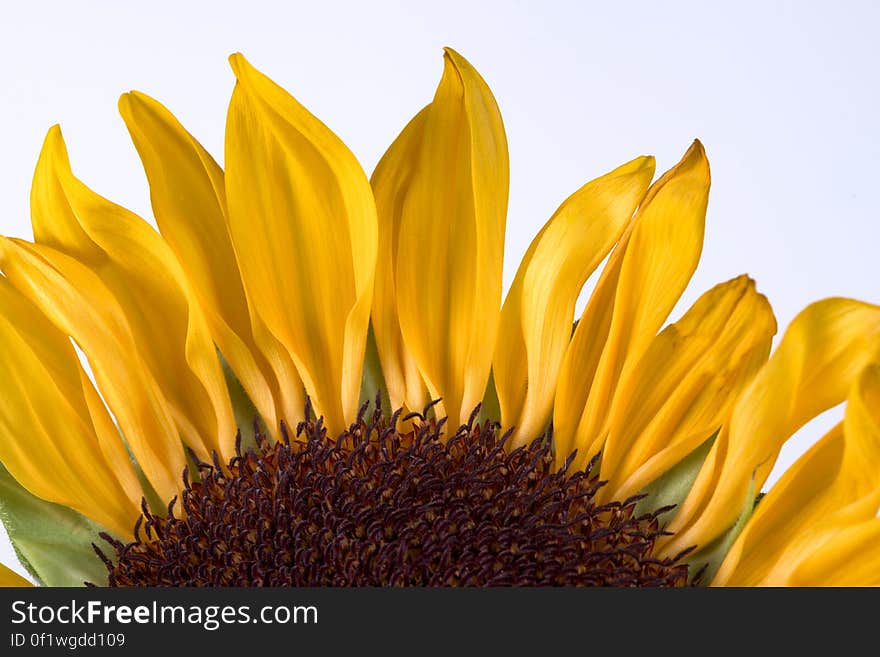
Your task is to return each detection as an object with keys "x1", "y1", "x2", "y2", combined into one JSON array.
[{"x1": 0, "y1": 48, "x2": 878, "y2": 588}]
